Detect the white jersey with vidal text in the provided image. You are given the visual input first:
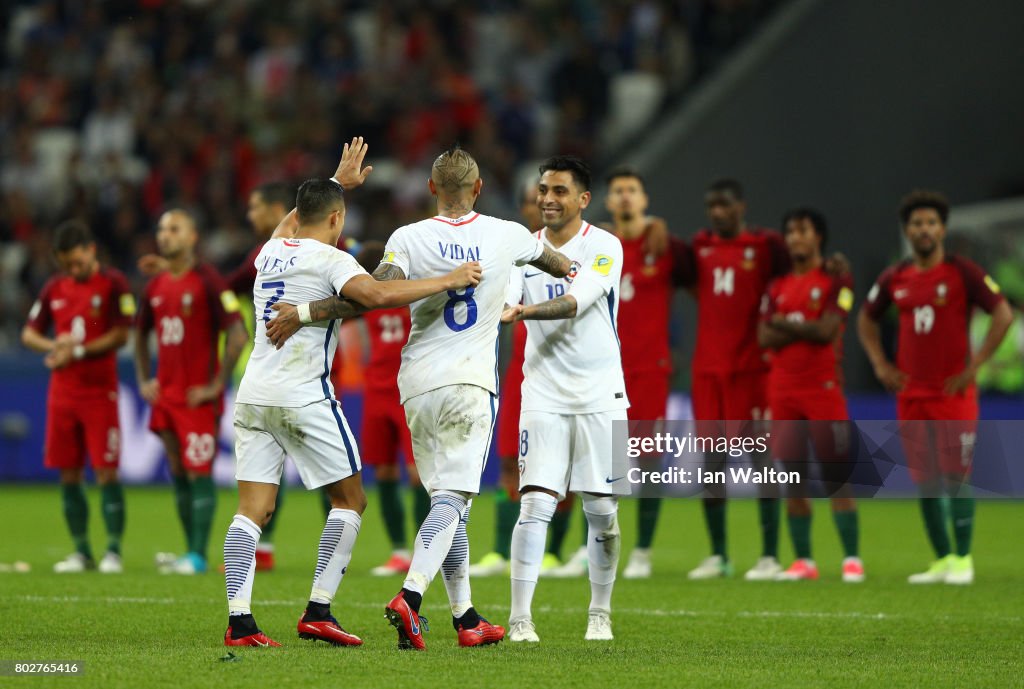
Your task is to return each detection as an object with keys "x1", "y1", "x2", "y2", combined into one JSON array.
[
  {"x1": 237, "y1": 237, "x2": 367, "y2": 407},
  {"x1": 507, "y1": 222, "x2": 629, "y2": 414},
  {"x1": 382, "y1": 211, "x2": 543, "y2": 403}
]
